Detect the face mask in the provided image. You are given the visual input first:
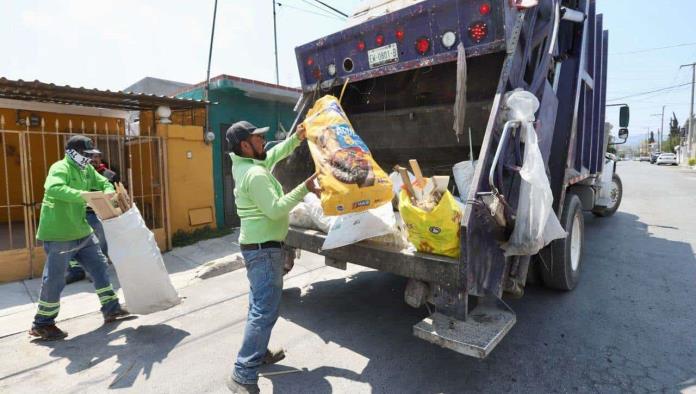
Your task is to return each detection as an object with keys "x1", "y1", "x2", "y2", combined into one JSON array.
[{"x1": 66, "y1": 149, "x2": 92, "y2": 170}]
